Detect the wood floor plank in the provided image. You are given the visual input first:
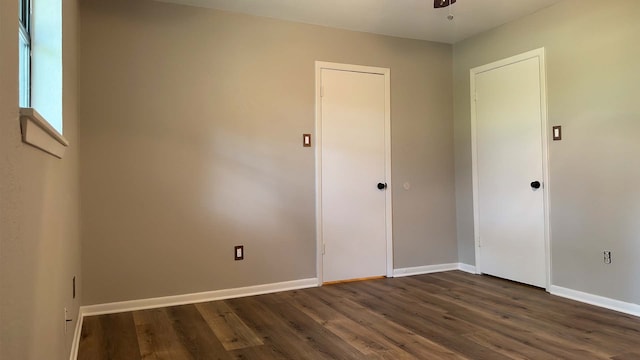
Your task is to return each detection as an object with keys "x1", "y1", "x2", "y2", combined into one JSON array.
[
  {"x1": 434, "y1": 275, "x2": 634, "y2": 356},
  {"x1": 424, "y1": 283, "x2": 612, "y2": 359},
  {"x1": 611, "y1": 352, "x2": 640, "y2": 360},
  {"x1": 250, "y1": 294, "x2": 367, "y2": 360},
  {"x1": 276, "y1": 289, "x2": 415, "y2": 359},
  {"x1": 326, "y1": 281, "x2": 513, "y2": 360},
  {"x1": 222, "y1": 298, "x2": 307, "y2": 360},
  {"x1": 315, "y1": 285, "x2": 472, "y2": 359},
  {"x1": 464, "y1": 329, "x2": 568, "y2": 360},
  {"x1": 195, "y1": 301, "x2": 263, "y2": 351},
  {"x1": 358, "y1": 275, "x2": 610, "y2": 359},
  {"x1": 165, "y1": 304, "x2": 232, "y2": 360},
  {"x1": 351, "y1": 279, "x2": 482, "y2": 335},
  {"x1": 78, "y1": 312, "x2": 142, "y2": 360},
  {"x1": 78, "y1": 271, "x2": 640, "y2": 360},
  {"x1": 430, "y1": 271, "x2": 640, "y2": 337},
  {"x1": 439, "y1": 271, "x2": 637, "y2": 328},
  {"x1": 226, "y1": 296, "x2": 342, "y2": 360},
  {"x1": 134, "y1": 308, "x2": 194, "y2": 359},
  {"x1": 431, "y1": 272, "x2": 640, "y2": 346},
  {"x1": 77, "y1": 316, "x2": 106, "y2": 360},
  {"x1": 227, "y1": 344, "x2": 290, "y2": 360}
]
